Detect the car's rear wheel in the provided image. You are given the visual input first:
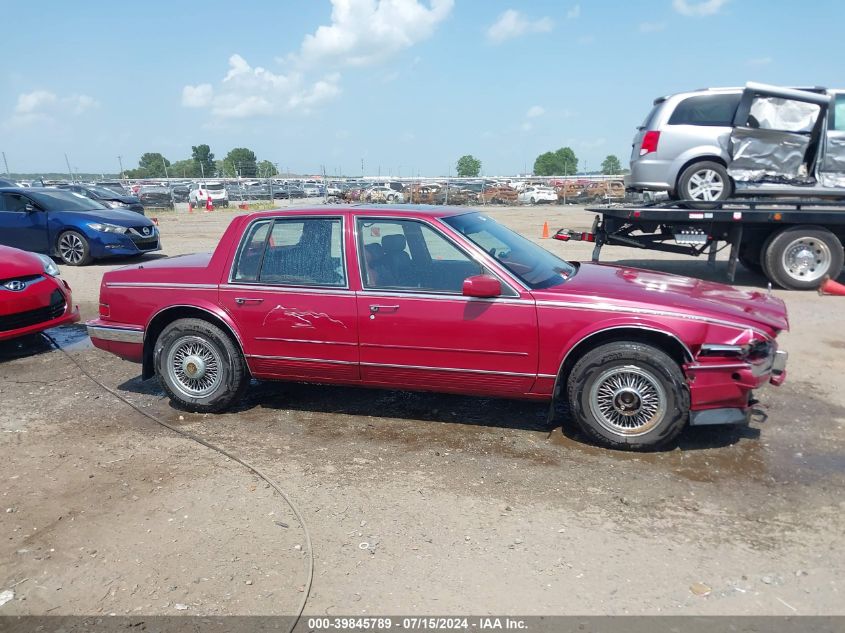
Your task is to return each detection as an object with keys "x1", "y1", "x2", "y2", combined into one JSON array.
[
  {"x1": 57, "y1": 230, "x2": 92, "y2": 266},
  {"x1": 155, "y1": 318, "x2": 248, "y2": 413},
  {"x1": 762, "y1": 226, "x2": 844, "y2": 290},
  {"x1": 567, "y1": 342, "x2": 689, "y2": 450},
  {"x1": 677, "y1": 161, "x2": 732, "y2": 209}
]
